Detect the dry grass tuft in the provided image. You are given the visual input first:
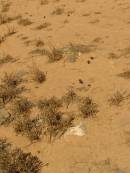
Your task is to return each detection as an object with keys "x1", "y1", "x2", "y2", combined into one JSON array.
[
  {"x1": 62, "y1": 89, "x2": 78, "y2": 108},
  {"x1": 79, "y1": 97, "x2": 98, "y2": 118},
  {"x1": 0, "y1": 72, "x2": 23, "y2": 104},
  {"x1": 1, "y1": 72, "x2": 22, "y2": 88},
  {"x1": 0, "y1": 85, "x2": 20, "y2": 104},
  {"x1": 38, "y1": 96, "x2": 62, "y2": 113},
  {"x1": 0, "y1": 138, "x2": 42, "y2": 173},
  {"x1": 108, "y1": 90, "x2": 129, "y2": 106},
  {"x1": 41, "y1": 109, "x2": 73, "y2": 141},
  {"x1": 45, "y1": 46, "x2": 64, "y2": 63},
  {"x1": 0, "y1": 54, "x2": 15, "y2": 65},
  {"x1": 35, "y1": 22, "x2": 51, "y2": 30},
  {"x1": 18, "y1": 17, "x2": 33, "y2": 26},
  {"x1": 14, "y1": 117, "x2": 43, "y2": 141},
  {"x1": 40, "y1": 0, "x2": 49, "y2": 5},
  {"x1": 37, "y1": 96, "x2": 73, "y2": 141},
  {"x1": 31, "y1": 66, "x2": 46, "y2": 83},
  {"x1": 11, "y1": 97, "x2": 33, "y2": 116},
  {"x1": 118, "y1": 70, "x2": 130, "y2": 79},
  {"x1": 52, "y1": 7, "x2": 65, "y2": 15}
]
